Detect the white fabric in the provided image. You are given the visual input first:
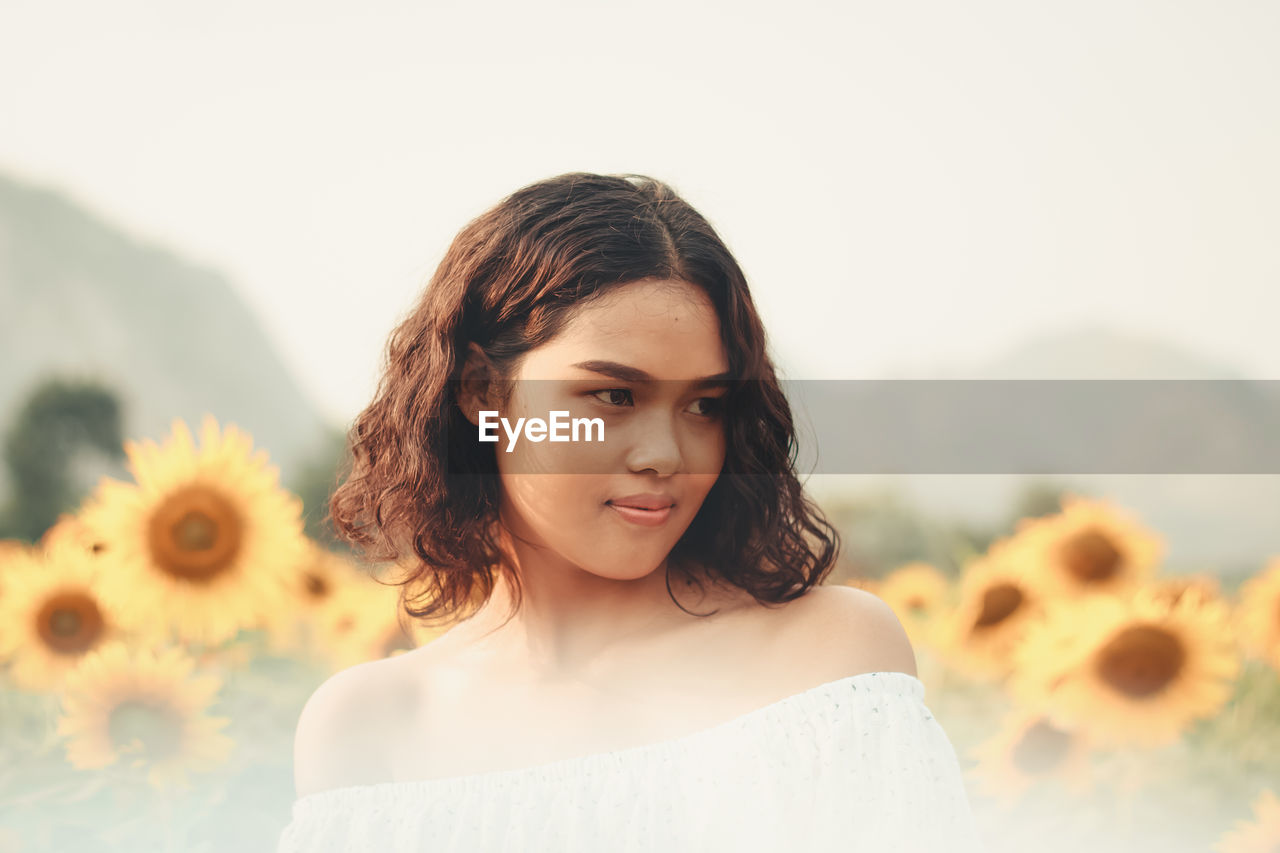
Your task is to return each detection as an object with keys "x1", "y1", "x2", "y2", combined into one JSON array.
[{"x1": 275, "y1": 670, "x2": 987, "y2": 852}]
